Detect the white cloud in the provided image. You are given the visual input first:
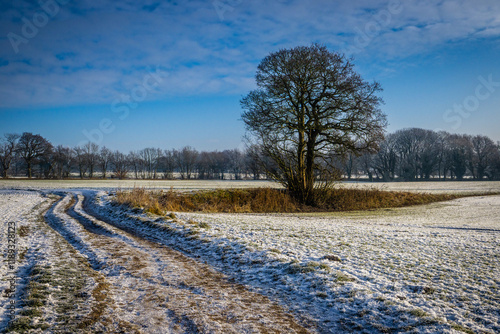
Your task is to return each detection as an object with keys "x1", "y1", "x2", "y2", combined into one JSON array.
[{"x1": 0, "y1": 0, "x2": 499, "y2": 108}]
